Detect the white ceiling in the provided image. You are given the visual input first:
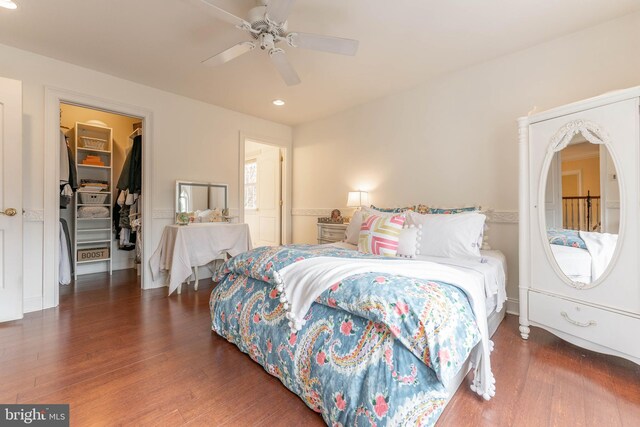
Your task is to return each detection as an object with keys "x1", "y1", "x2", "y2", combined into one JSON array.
[{"x1": 1, "y1": 0, "x2": 639, "y2": 125}]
